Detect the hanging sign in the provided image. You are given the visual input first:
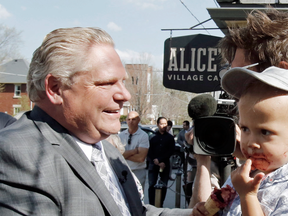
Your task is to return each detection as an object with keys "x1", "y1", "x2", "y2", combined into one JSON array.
[{"x1": 163, "y1": 34, "x2": 223, "y2": 93}]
